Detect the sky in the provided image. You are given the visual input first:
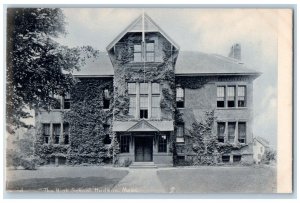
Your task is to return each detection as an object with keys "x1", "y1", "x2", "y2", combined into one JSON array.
[{"x1": 55, "y1": 8, "x2": 278, "y2": 147}]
